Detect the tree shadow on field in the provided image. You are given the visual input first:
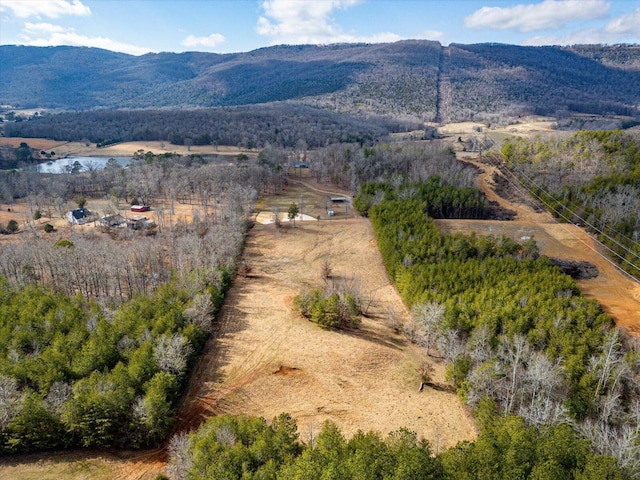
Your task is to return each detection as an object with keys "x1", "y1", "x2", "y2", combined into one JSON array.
[{"x1": 341, "y1": 324, "x2": 405, "y2": 351}]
